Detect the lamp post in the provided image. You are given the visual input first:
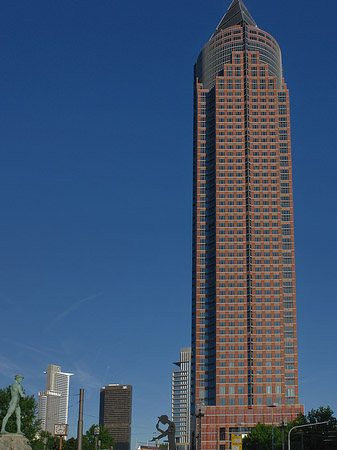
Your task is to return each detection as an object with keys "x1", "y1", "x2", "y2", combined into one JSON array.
[
  {"x1": 95, "y1": 426, "x2": 100, "y2": 450},
  {"x1": 267, "y1": 403, "x2": 278, "y2": 450},
  {"x1": 288, "y1": 421, "x2": 329, "y2": 450},
  {"x1": 279, "y1": 418, "x2": 287, "y2": 450},
  {"x1": 195, "y1": 404, "x2": 205, "y2": 450}
]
